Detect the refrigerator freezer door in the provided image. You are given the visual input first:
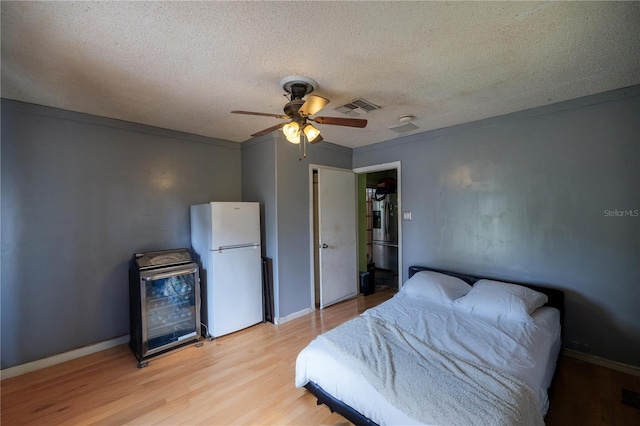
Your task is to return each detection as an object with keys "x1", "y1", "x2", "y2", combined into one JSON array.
[
  {"x1": 209, "y1": 245, "x2": 263, "y2": 337},
  {"x1": 210, "y1": 202, "x2": 260, "y2": 249}
]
